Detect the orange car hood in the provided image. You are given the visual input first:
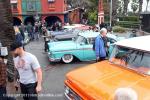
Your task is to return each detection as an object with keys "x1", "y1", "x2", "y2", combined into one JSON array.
[{"x1": 66, "y1": 61, "x2": 150, "y2": 100}]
